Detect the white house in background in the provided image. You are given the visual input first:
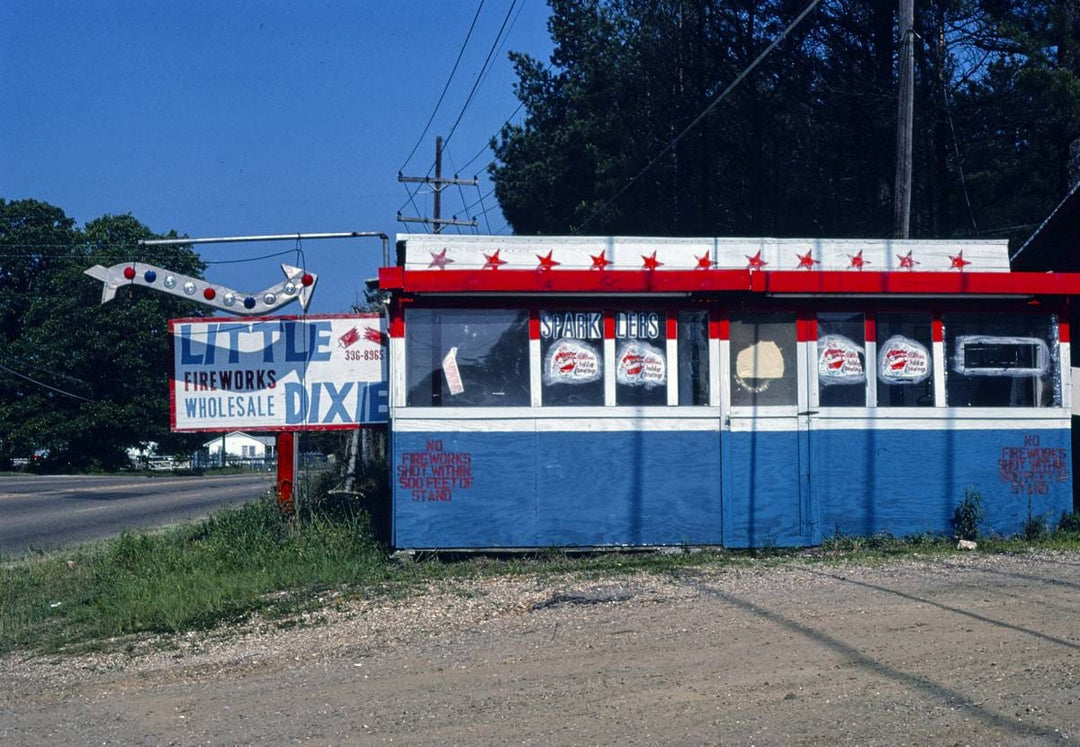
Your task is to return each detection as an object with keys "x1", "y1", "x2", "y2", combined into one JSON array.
[{"x1": 202, "y1": 432, "x2": 276, "y2": 462}]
